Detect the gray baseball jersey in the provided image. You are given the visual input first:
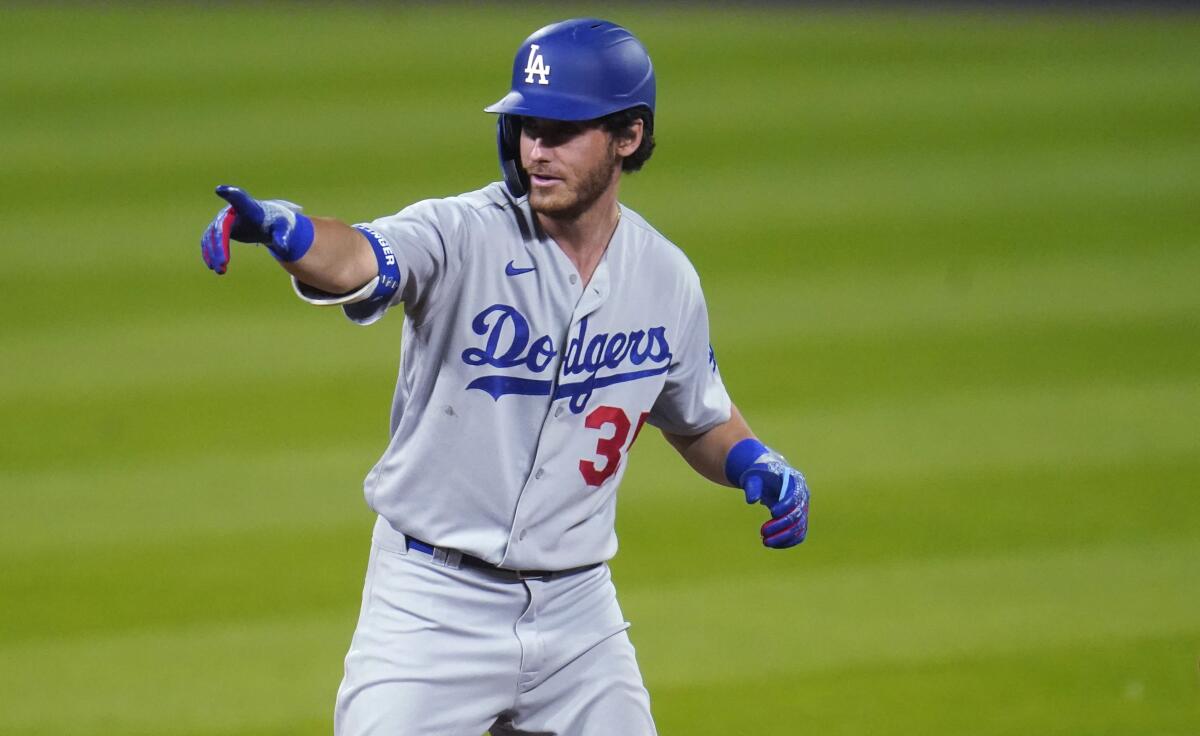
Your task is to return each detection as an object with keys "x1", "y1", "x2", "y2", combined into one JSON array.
[{"x1": 295, "y1": 182, "x2": 731, "y2": 571}]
